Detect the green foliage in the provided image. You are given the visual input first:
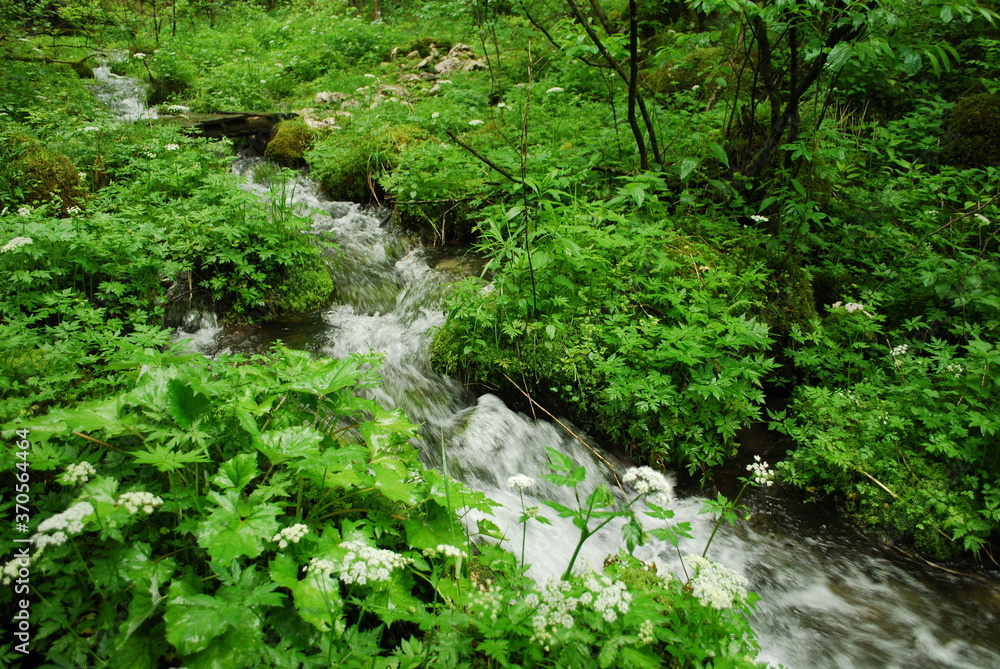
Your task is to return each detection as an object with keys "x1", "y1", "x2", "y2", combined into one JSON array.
[{"x1": 434, "y1": 195, "x2": 775, "y2": 475}]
